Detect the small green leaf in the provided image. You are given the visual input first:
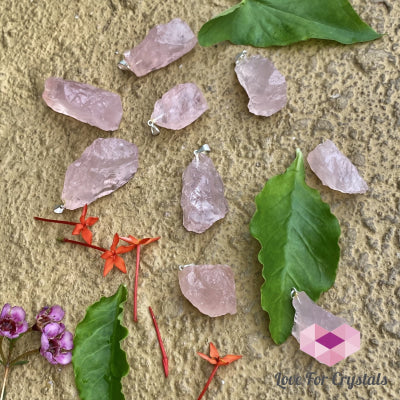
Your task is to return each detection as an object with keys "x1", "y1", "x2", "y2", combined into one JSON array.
[
  {"x1": 11, "y1": 360, "x2": 29, "y2": 366},
  {"x1": 73, "y1": 285, "x2": 129, "y2": 400},
  {"x1": 199, "y1": 0, "x2": 381, "y2": 47},
  {"x1": 250, "y1": 149, "x2": 340, "y2": 344}
]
